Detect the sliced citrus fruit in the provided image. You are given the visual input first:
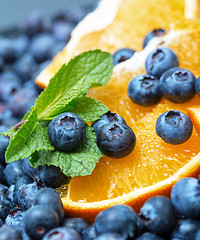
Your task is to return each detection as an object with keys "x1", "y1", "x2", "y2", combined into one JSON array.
[{"x1": 187, "y1": 107, "x2": 200, "y2": 135}]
